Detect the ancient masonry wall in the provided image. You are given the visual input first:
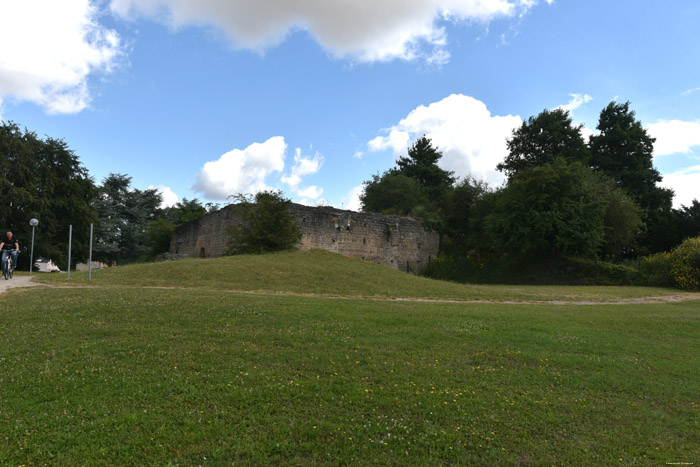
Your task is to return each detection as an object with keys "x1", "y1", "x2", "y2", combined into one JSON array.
[{"x1": 170, "y1": 203, "x2": 440, "y2": 273}]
